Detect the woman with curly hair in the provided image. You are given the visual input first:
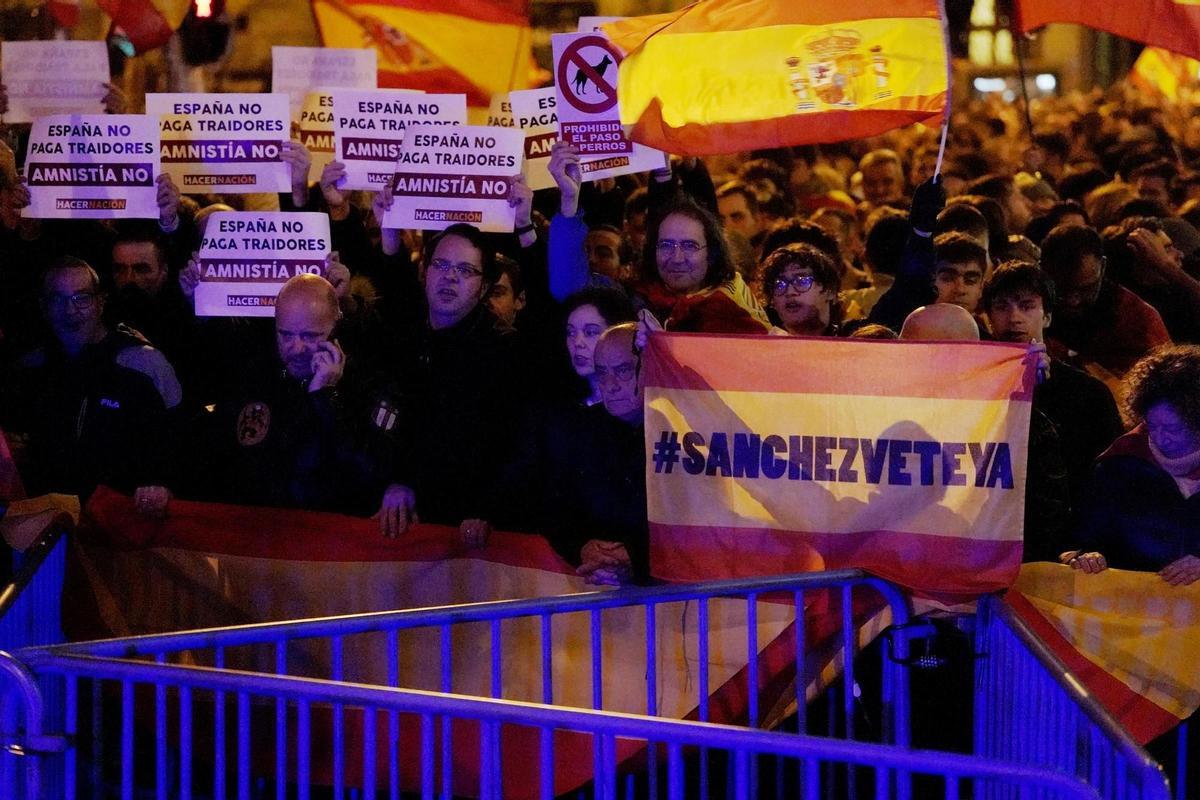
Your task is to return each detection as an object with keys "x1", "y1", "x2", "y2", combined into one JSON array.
[{"x1": 1064, "y1": 344, "x2": 1200, "y2": 585}]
